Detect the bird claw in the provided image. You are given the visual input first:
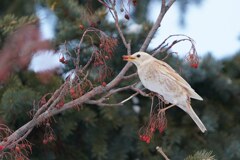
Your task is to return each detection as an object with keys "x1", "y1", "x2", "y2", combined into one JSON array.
[
  {"x1": 148, "y1": 92, "x2": 168, "y2": 103},
  {"x1": 157, "y1": 95, "x2": 169, "y2": 104},
  {"x1": 147, "y1": 92, "x2": 156, "y2": 97}
]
